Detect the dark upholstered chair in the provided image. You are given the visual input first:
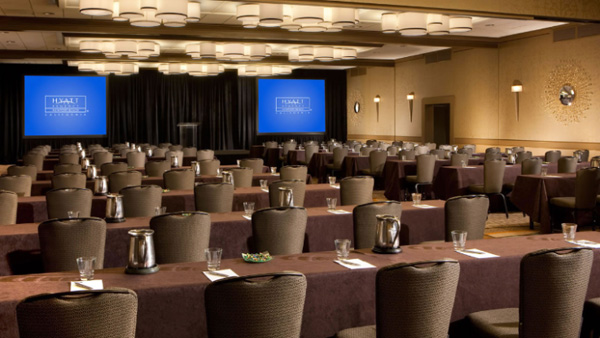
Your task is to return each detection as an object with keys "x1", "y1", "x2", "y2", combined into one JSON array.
[
  {"x1": 52, "y1": 173, "x2": 87, "y2": 189},
  {"x1": 196, "y1": 149, "x2": 214, "y2": 161},
  {"x1": 299, "y1": 144, "x2": 319, "y2": 166},
  {"x1": 199, "y1": 159, "x2": 221, "y2": 176},
  {"x1": 583, "y1": 298, "x2": 600, "y2": 338},
  {"x1": 45, "y1": 188, "x2": 93, "y2": 219},
  {"x1": 444, "y1": 195, "x2": 489, "y2": 241},
  {"x1": 549, "y1": 167, "x2": 600, "y2": 230},
  {"x1": 101, "y1": 162, "x2": 128, "y2": 177},
  {"x1": 93, "y1": 151, "x2": 113, "y2": 167},
  {"x1": 16, "y1": 288, "x2": 138, "y2": 338},
  {"x1": 268, "y1": 180, "x2": 306, "y2": 207},
  {"x1": 468, "y1": 248, "x2": 593, "y2": 338},
  {"x1": 557, "y1": 156, "x2": 577, "y2": 173},
  {"x1": 468, "y1": 160, "x2": 509, "y2": 218},
  {"x1": 145, "y1": 160, "x2": 170, "y2": 177},
  {"x1": 522, "y1": 157, "x2": 542, "y2": 175},
  {"x1": 150, "y1": 211, "x2": 211, "y2": 264},
  {"x1": 353, "y1": 201, "x2": 402, "y2": 249},
  {"x1": 252, "y1": 207, "x2": 307, "y2": 255},
  {"x1": 23, "y1": 153, "x2": 44, "y2": 172},
  {"x1": 205, "y1": 272, "x2": 307, "y2": 338},
  {"x1": 59, "y1": 153, "x2": 79, "y2": 165},
  {"x1": 405, "y1": 154, "x2": 436, "y2": 194},
  {"x1": 38, "y1": 217, "x2": 106, "y2": 272},
  {"x1": 0, "y1": 175, "x2": 32, "y2": 197},
  {"x1": 169, "y1": 144, "x2": 183, "y2": 151},
  {"x1": 340, "y1": 176, "x2": 374, "y2": 206},
  {"x1": 516, "y1": 151, "x2": 533, "y2": 164},
  {"x1": 182, "y1": 147, "x2": 197, "y2": 157},
  {"x1": 326, "y1": 147, "x2": 348, "y2": 175},
  {"x1": 337, "y1": 260, "x2": 460, "y2": 338},
  {"x1": 54, "y1": 163, "x2": 82, "y2": 175},
  {"x1": 165, "y1": 150, "x2": 183, "y2": 167},
  {"x1": 450, "y1": 153, "x2": 469, "y2": 167},
  {"x1": 230, "y1": 167, "x2": 253, "y2": 188},
  {"x1": 240, "y1": 158, "x2": 264, "y2": 174},
  {"x1": 163, "y1": 169, "x2": 195, "y2": 190},
  {"x1": 280, "y1": 165, "x2": 308, "y2": 182},
  {"x1": 126, "y1": 151, "x2": 146, "y2": 168},
  {"x1": 194, "y1": 183, "x2": 234, "y2": 213},
  {"x1": 7, "y1": 165, "x2": 38, "y2": 181},
  {"x1": 152, "y1": 147, "x2": 167, "y2": 158},
  {"x1": 359, "y1": 149, "x2": 388, "y2": 177},
  {"x1": 398, "y1": 149, "x2": 416, "y2": 160},
  {"x1": 108, "y1": 170, "x2": 142, "y2": 194},
  {"x1": 121, "y1": 185, "x2": 163, "y2": 217},
  {"x1": 545, "y1": 150, "x2": 562, "y2": 163},
  {"x1": 0, "y1": 190, "x2": 18, "y2": 225}
]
